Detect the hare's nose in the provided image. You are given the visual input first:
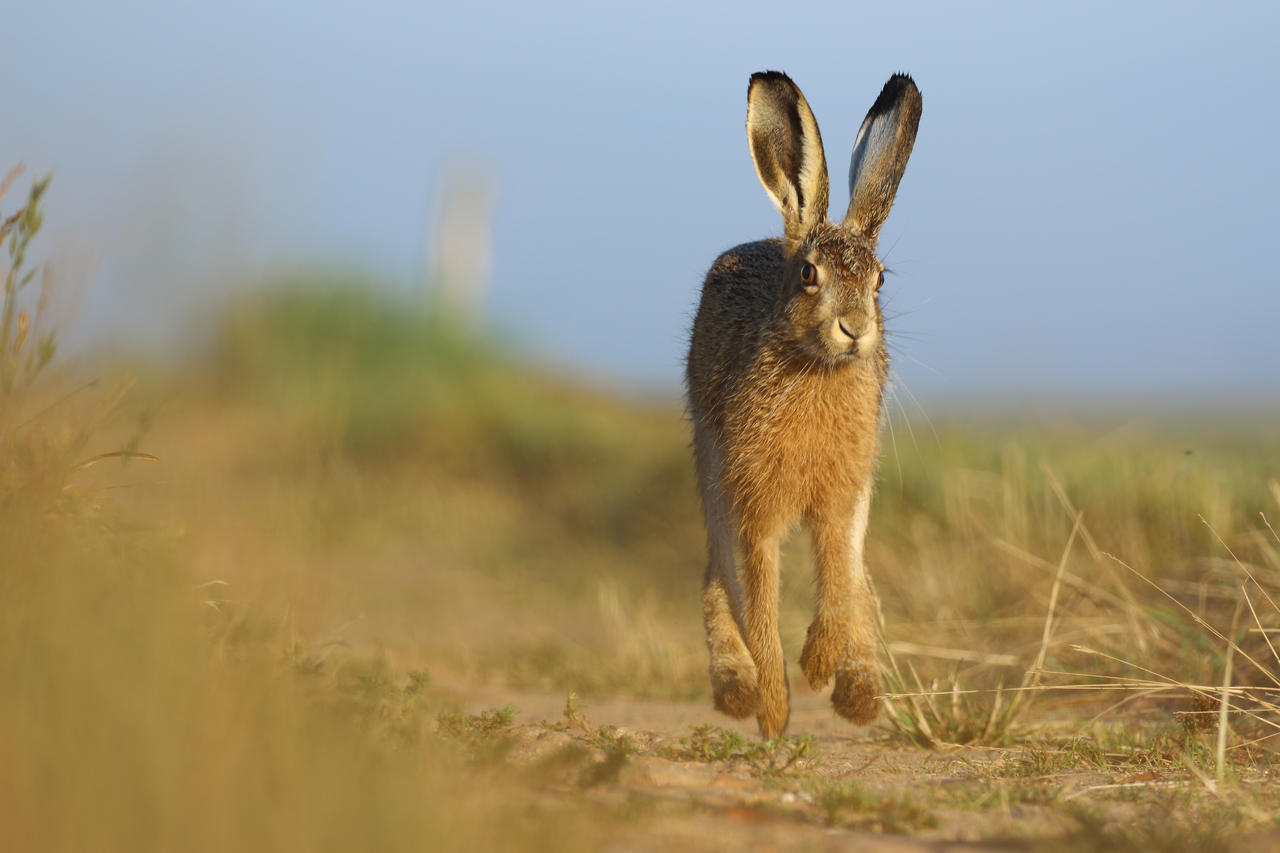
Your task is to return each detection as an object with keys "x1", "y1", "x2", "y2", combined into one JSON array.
[{"x1": 836, "y1": 318, "x2": 860, "y2": 342}]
